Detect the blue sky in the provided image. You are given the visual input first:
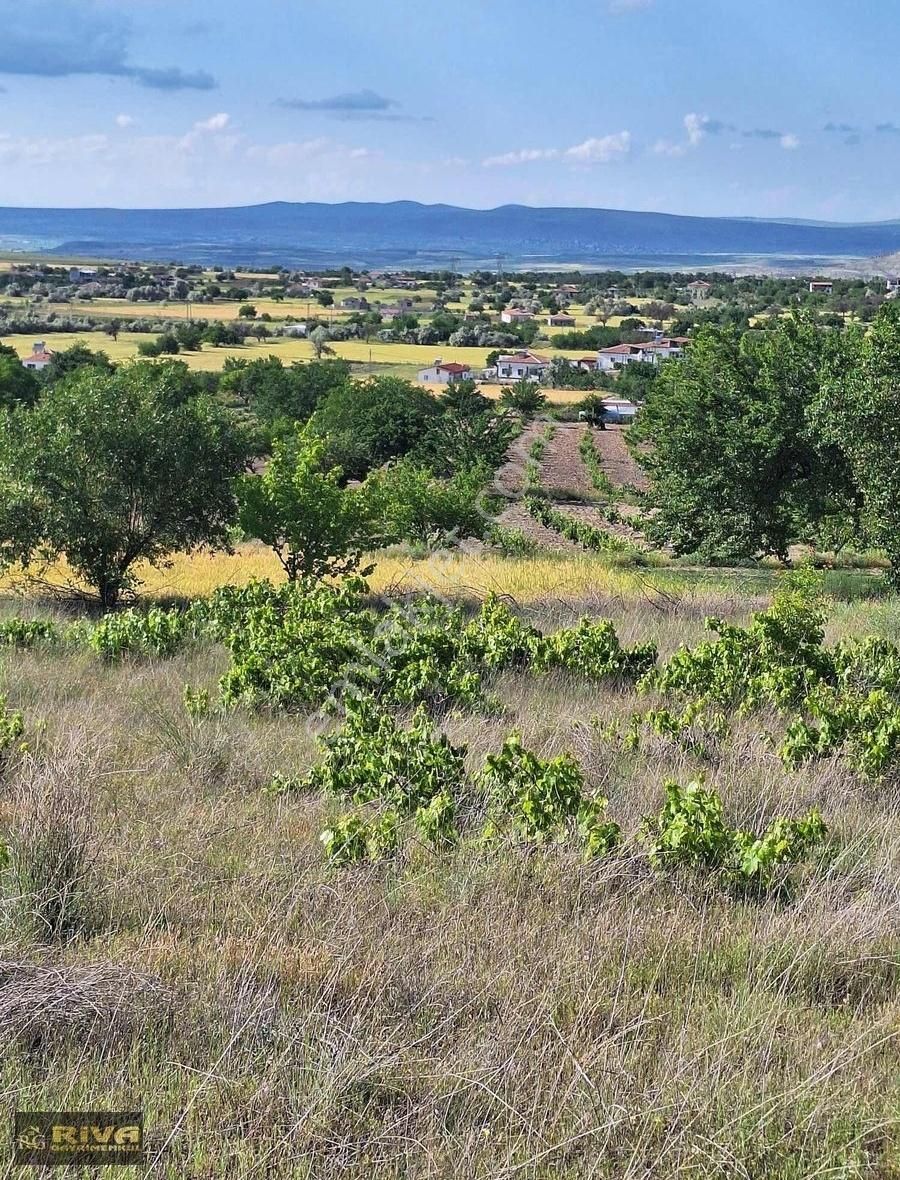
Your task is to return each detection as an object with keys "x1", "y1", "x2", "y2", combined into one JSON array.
[{"x1": 1, "y1": 0, "x2": 899, "y2": 219}]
